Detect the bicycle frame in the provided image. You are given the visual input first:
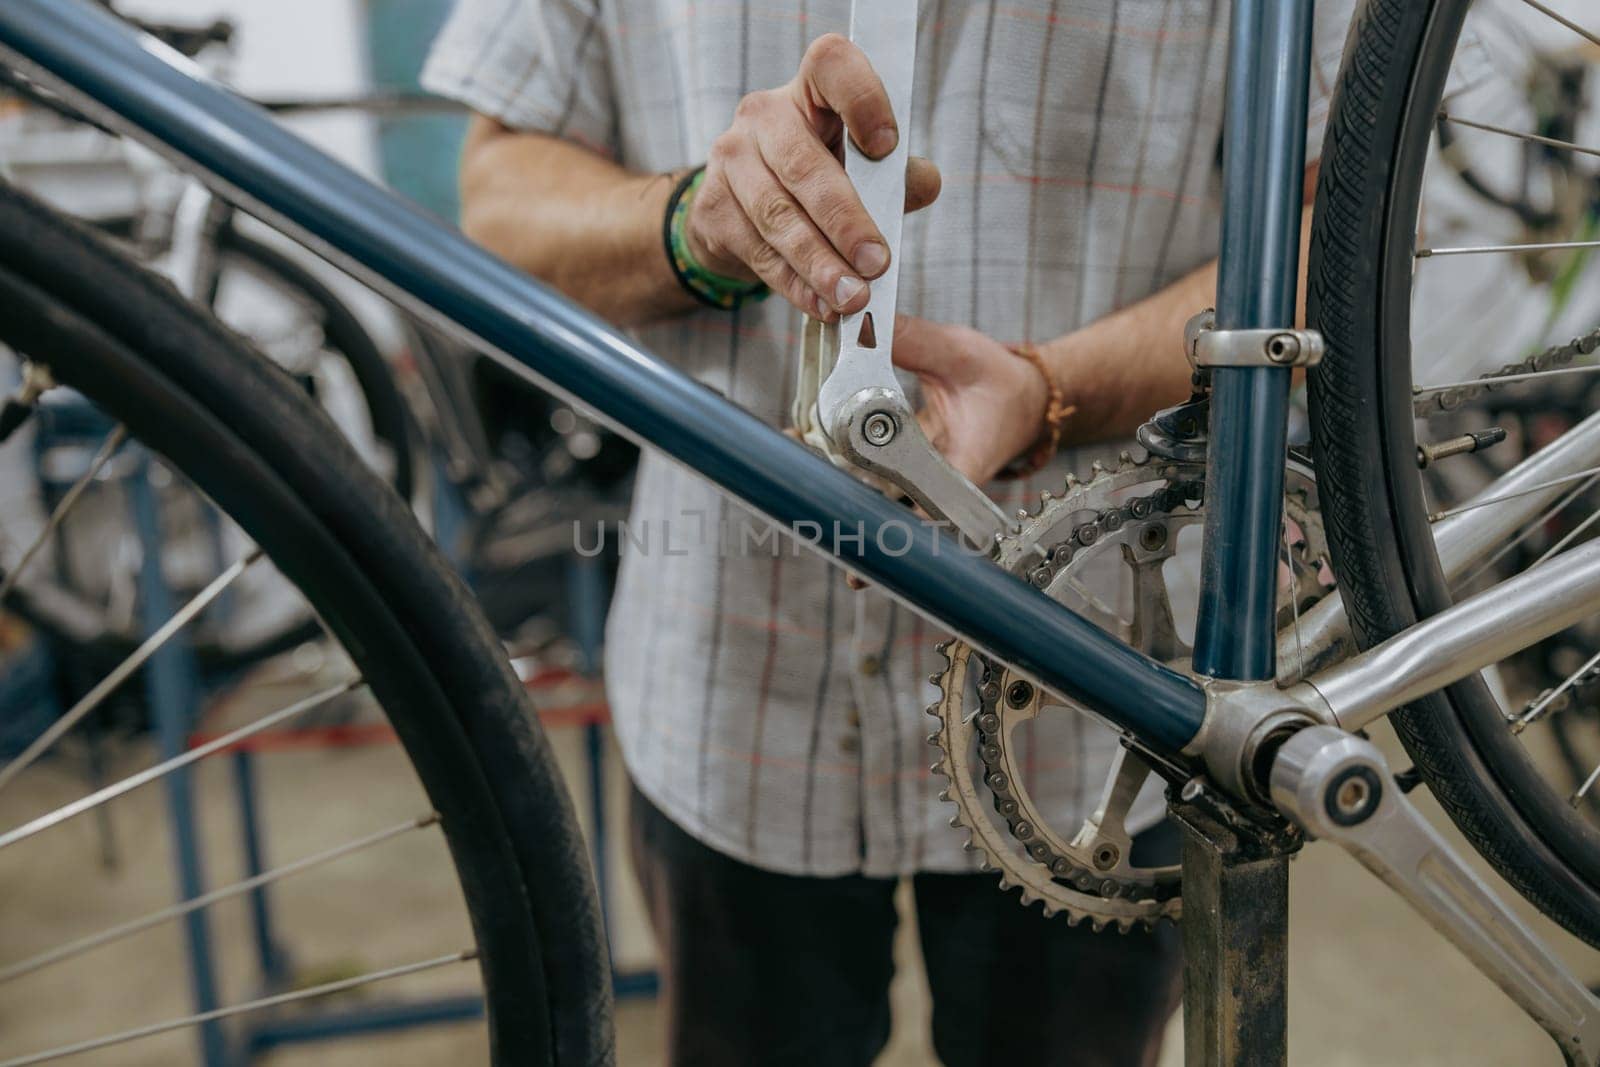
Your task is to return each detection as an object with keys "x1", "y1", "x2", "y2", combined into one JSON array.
[{"x1": 3, "y1": 0, "x2": 1600, "y2": 776}]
